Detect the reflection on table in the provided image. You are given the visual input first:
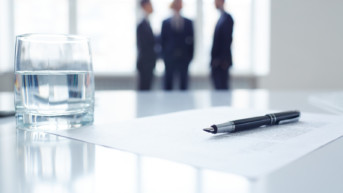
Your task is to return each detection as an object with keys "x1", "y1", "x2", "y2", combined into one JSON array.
[{"x1": 1, "y1": 90, "x2": 341, "y2": 193}]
